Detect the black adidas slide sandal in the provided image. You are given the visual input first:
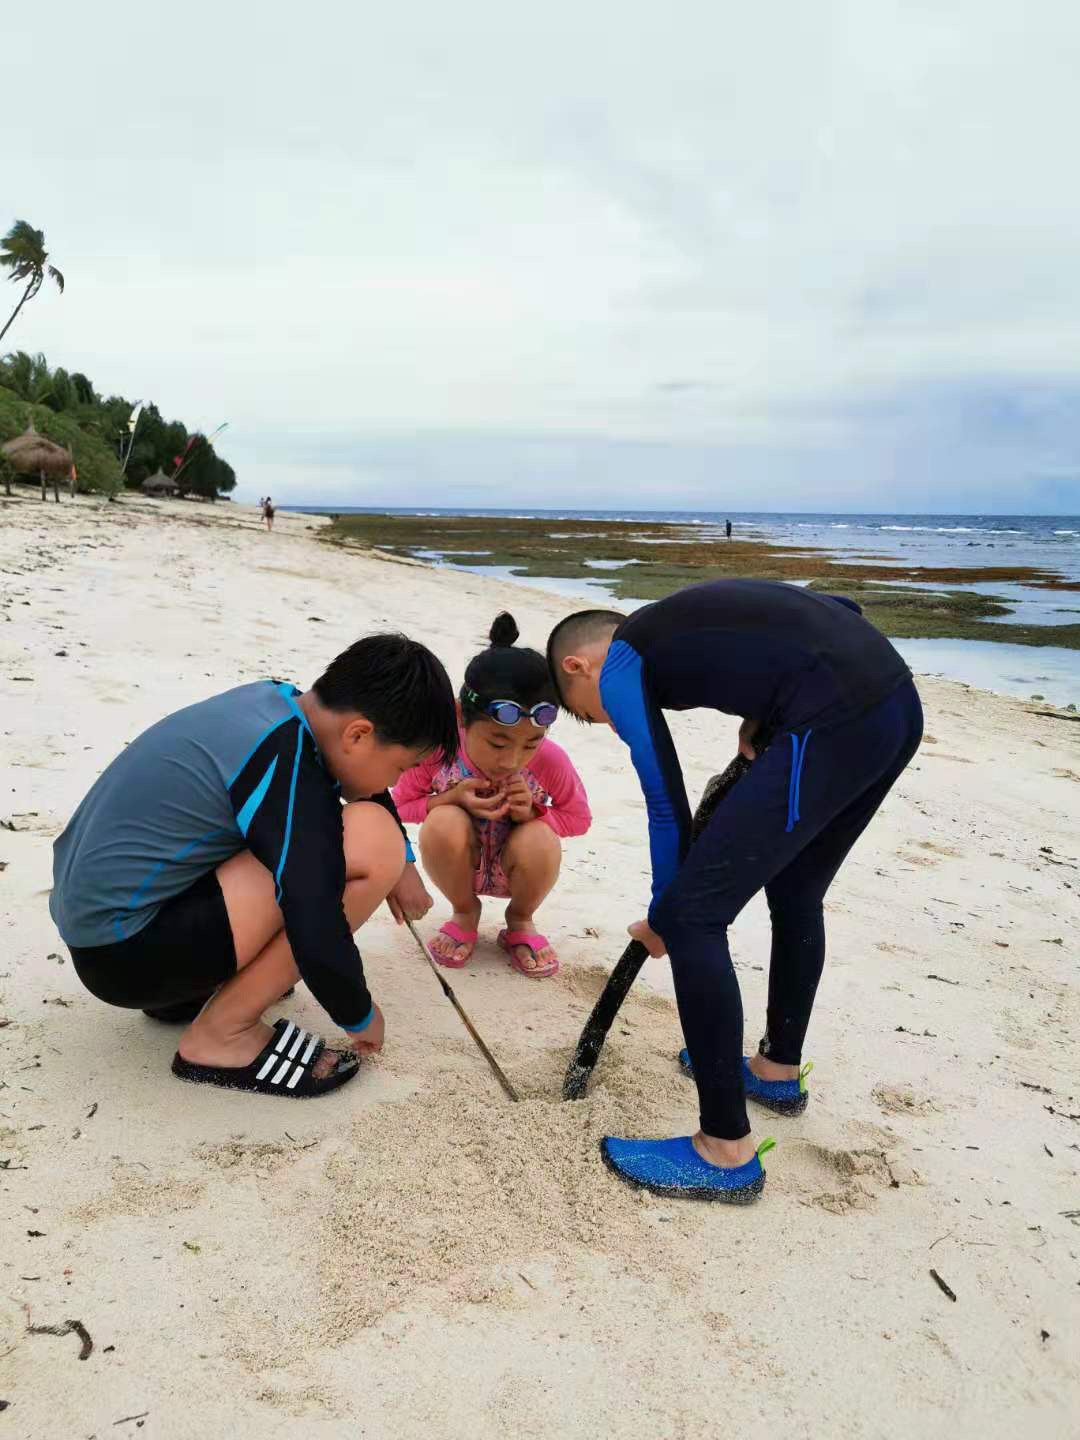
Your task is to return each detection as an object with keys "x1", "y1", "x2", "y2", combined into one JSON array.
[{"x1": 171, "y1": 1018, "x2": 359, "y2": 1098}]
